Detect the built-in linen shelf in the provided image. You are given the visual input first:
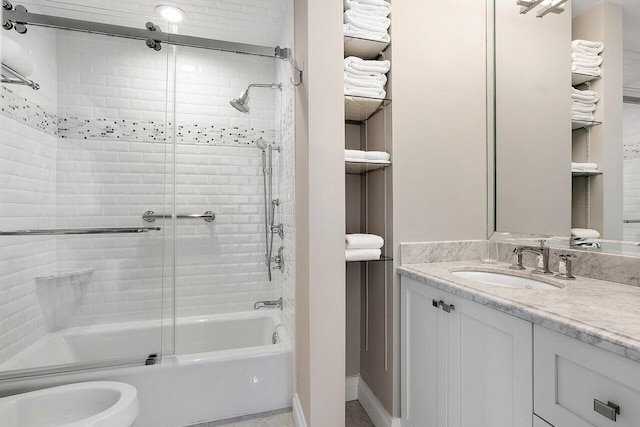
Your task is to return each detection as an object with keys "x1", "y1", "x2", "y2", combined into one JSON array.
[
  {"x1": 345, "y1": 96, "x2": 391, "y2": 123},
  {"x1": 344, "y1": 36, "x2": 390, "y2": 60},
  {"x1": 572, "y1": 170, "x2": 602, "y2": 177},
  {"x1": 345, "y1": 159, "x2": 391, "y2": 174},
  {"x1": 572, "y1": 120, "x2": 602, "y2": 130},
  {"x1": 346, "y1": 256, "x2": 393, "y2": 263},
  {"x1": 572, "y1": 72, "x2": 601, "y2": 86}
]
